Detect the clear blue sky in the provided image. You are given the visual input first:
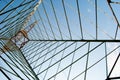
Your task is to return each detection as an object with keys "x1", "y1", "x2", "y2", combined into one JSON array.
[{"x1": 0, "y1": 0, "x2": 120, "y2": 80}]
